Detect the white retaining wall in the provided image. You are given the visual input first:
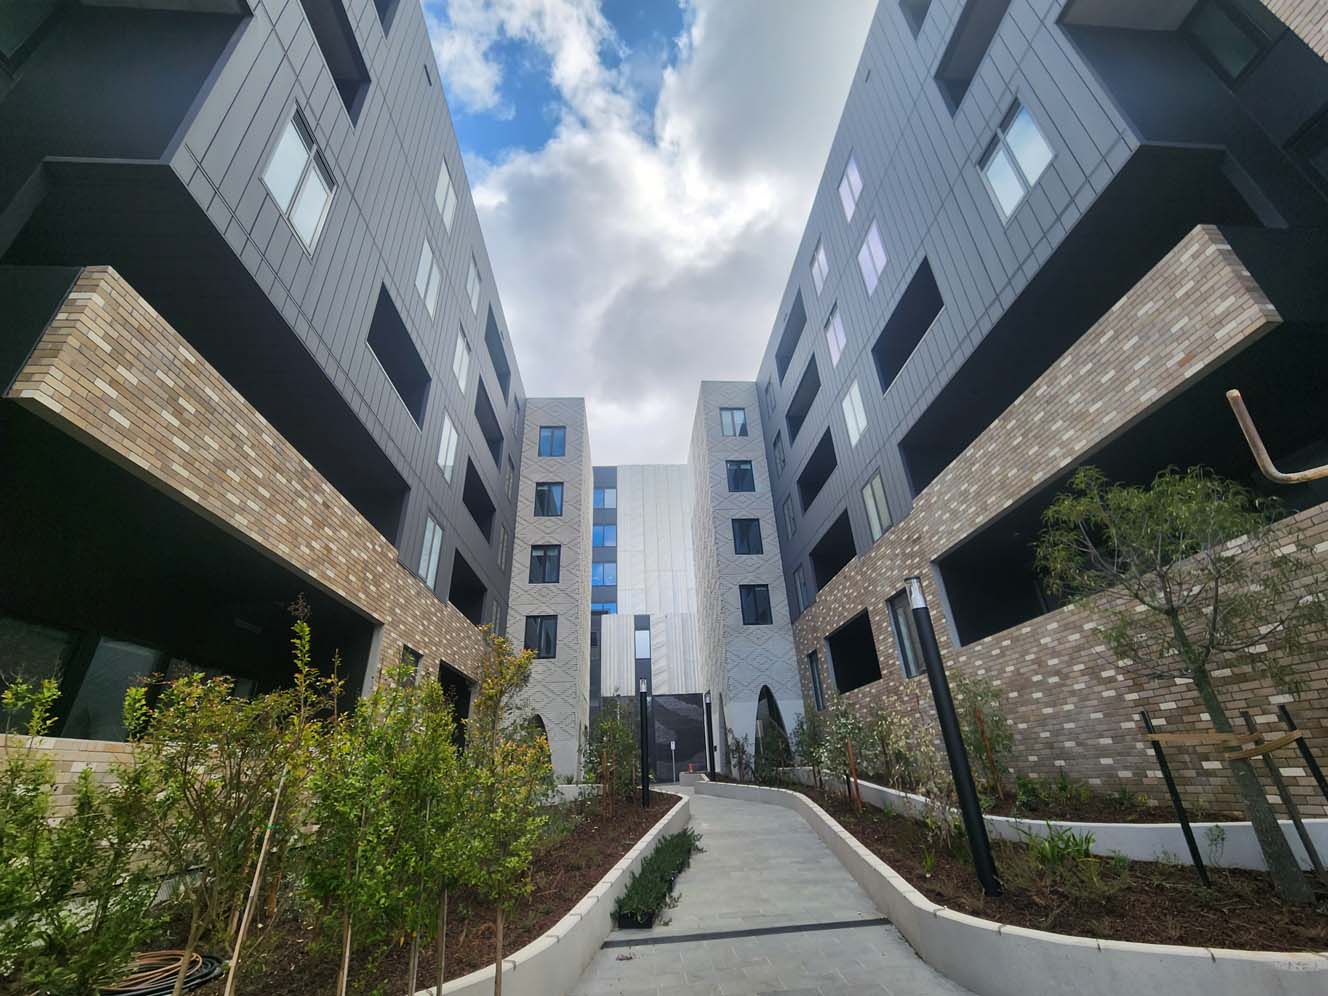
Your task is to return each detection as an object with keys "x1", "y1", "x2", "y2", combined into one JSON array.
[
  {"x1": 696, "y1": 780, "x2": 1328, "y2": 996},
  {"x1": 421, "y1": 790, "x2": 690, "y2": 996}
]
